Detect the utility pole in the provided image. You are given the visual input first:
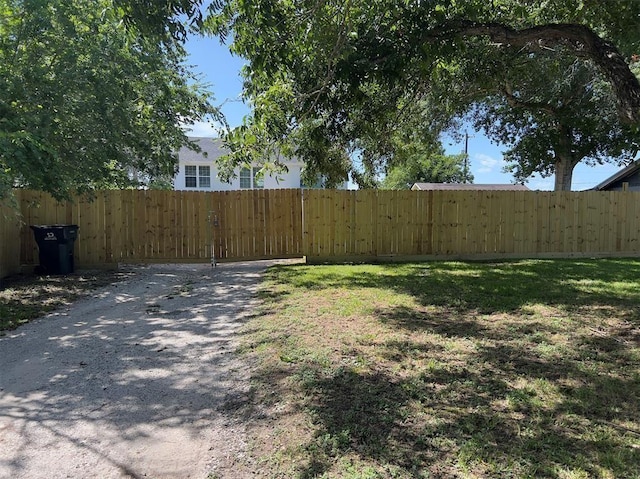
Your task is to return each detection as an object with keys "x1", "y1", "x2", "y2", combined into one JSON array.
[{"x1": 463, "y1": 130, "x2": 473, "y2": 183}]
